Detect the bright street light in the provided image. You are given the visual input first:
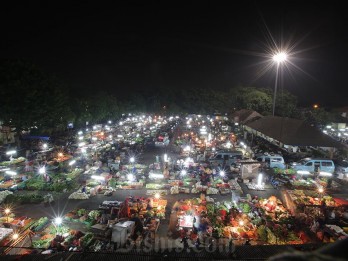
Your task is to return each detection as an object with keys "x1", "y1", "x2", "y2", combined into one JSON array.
[
  {"x1": 5, "y1": 170, "x2": 17, "y2": 175},
  {"x1": 272, "y1": 51, "x2": 288, "y2": 116},
  {"x1": 68, "y1": 160, "x2": 76, "y2": 166},
  {"x1": 129, "y1": 157, "x2": 135, "y2": 163},
  {"x1": 12, "y1": 233, "x2": 19, "y2": 240},
  {"x1": 39, "y1": 166, "x2": 46, "y2": 174},
  {"x1": 6, "y1": 150, "x2": 16, "y2": 156},
  {"x1": 273, "y1": 52, "x2": 287, "y2": 63},
  {"x1": 54, "y1": 217, "x2": 63, "y2": 225}
]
